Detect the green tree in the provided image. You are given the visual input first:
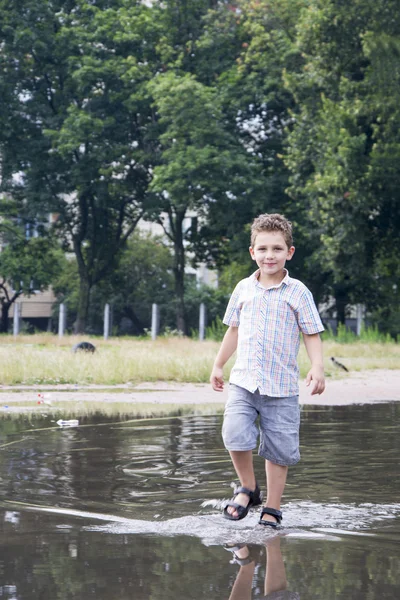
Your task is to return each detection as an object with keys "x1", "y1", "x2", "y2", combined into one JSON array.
[
  {"x1": 92, "y1": 232, "x2": 174, "y2": 334},
  {"x1": 285, "y1": 0, "x2": 400, "y2": 326},
  {"x1": 53, "y1": 232, "x2": 174, "y2": 335},
  {"x1": 0, "y1": 0, "x2": 162, "y2": 332},
  {"x1": 0, "y1": 236, "x2": 62, "y2": 332},
  {"x1": 189, "y1": 1, "x2": 309, "y2": 276},
  {"x1": 133, "y1": 1, "x2": 259, "y2": 333},
  {"x1": 148, "y1": 72, "x2": 254, "y2": 333}
]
